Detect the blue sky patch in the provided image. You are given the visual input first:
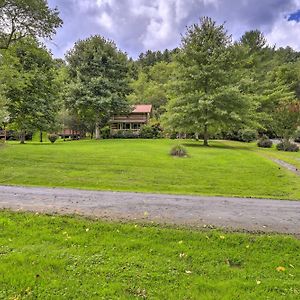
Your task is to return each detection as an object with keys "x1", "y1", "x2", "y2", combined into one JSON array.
[{"x1": 288, "y1": 10, "x2": 300, "y2": 22}]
